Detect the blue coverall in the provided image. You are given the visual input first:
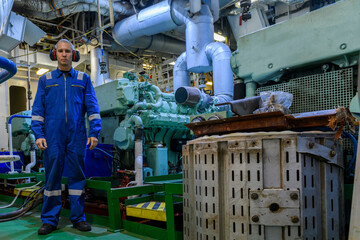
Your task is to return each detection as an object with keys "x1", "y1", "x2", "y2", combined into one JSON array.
[{"x1": 31, "y1": 68, "x2": 101, "y2": 226}]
